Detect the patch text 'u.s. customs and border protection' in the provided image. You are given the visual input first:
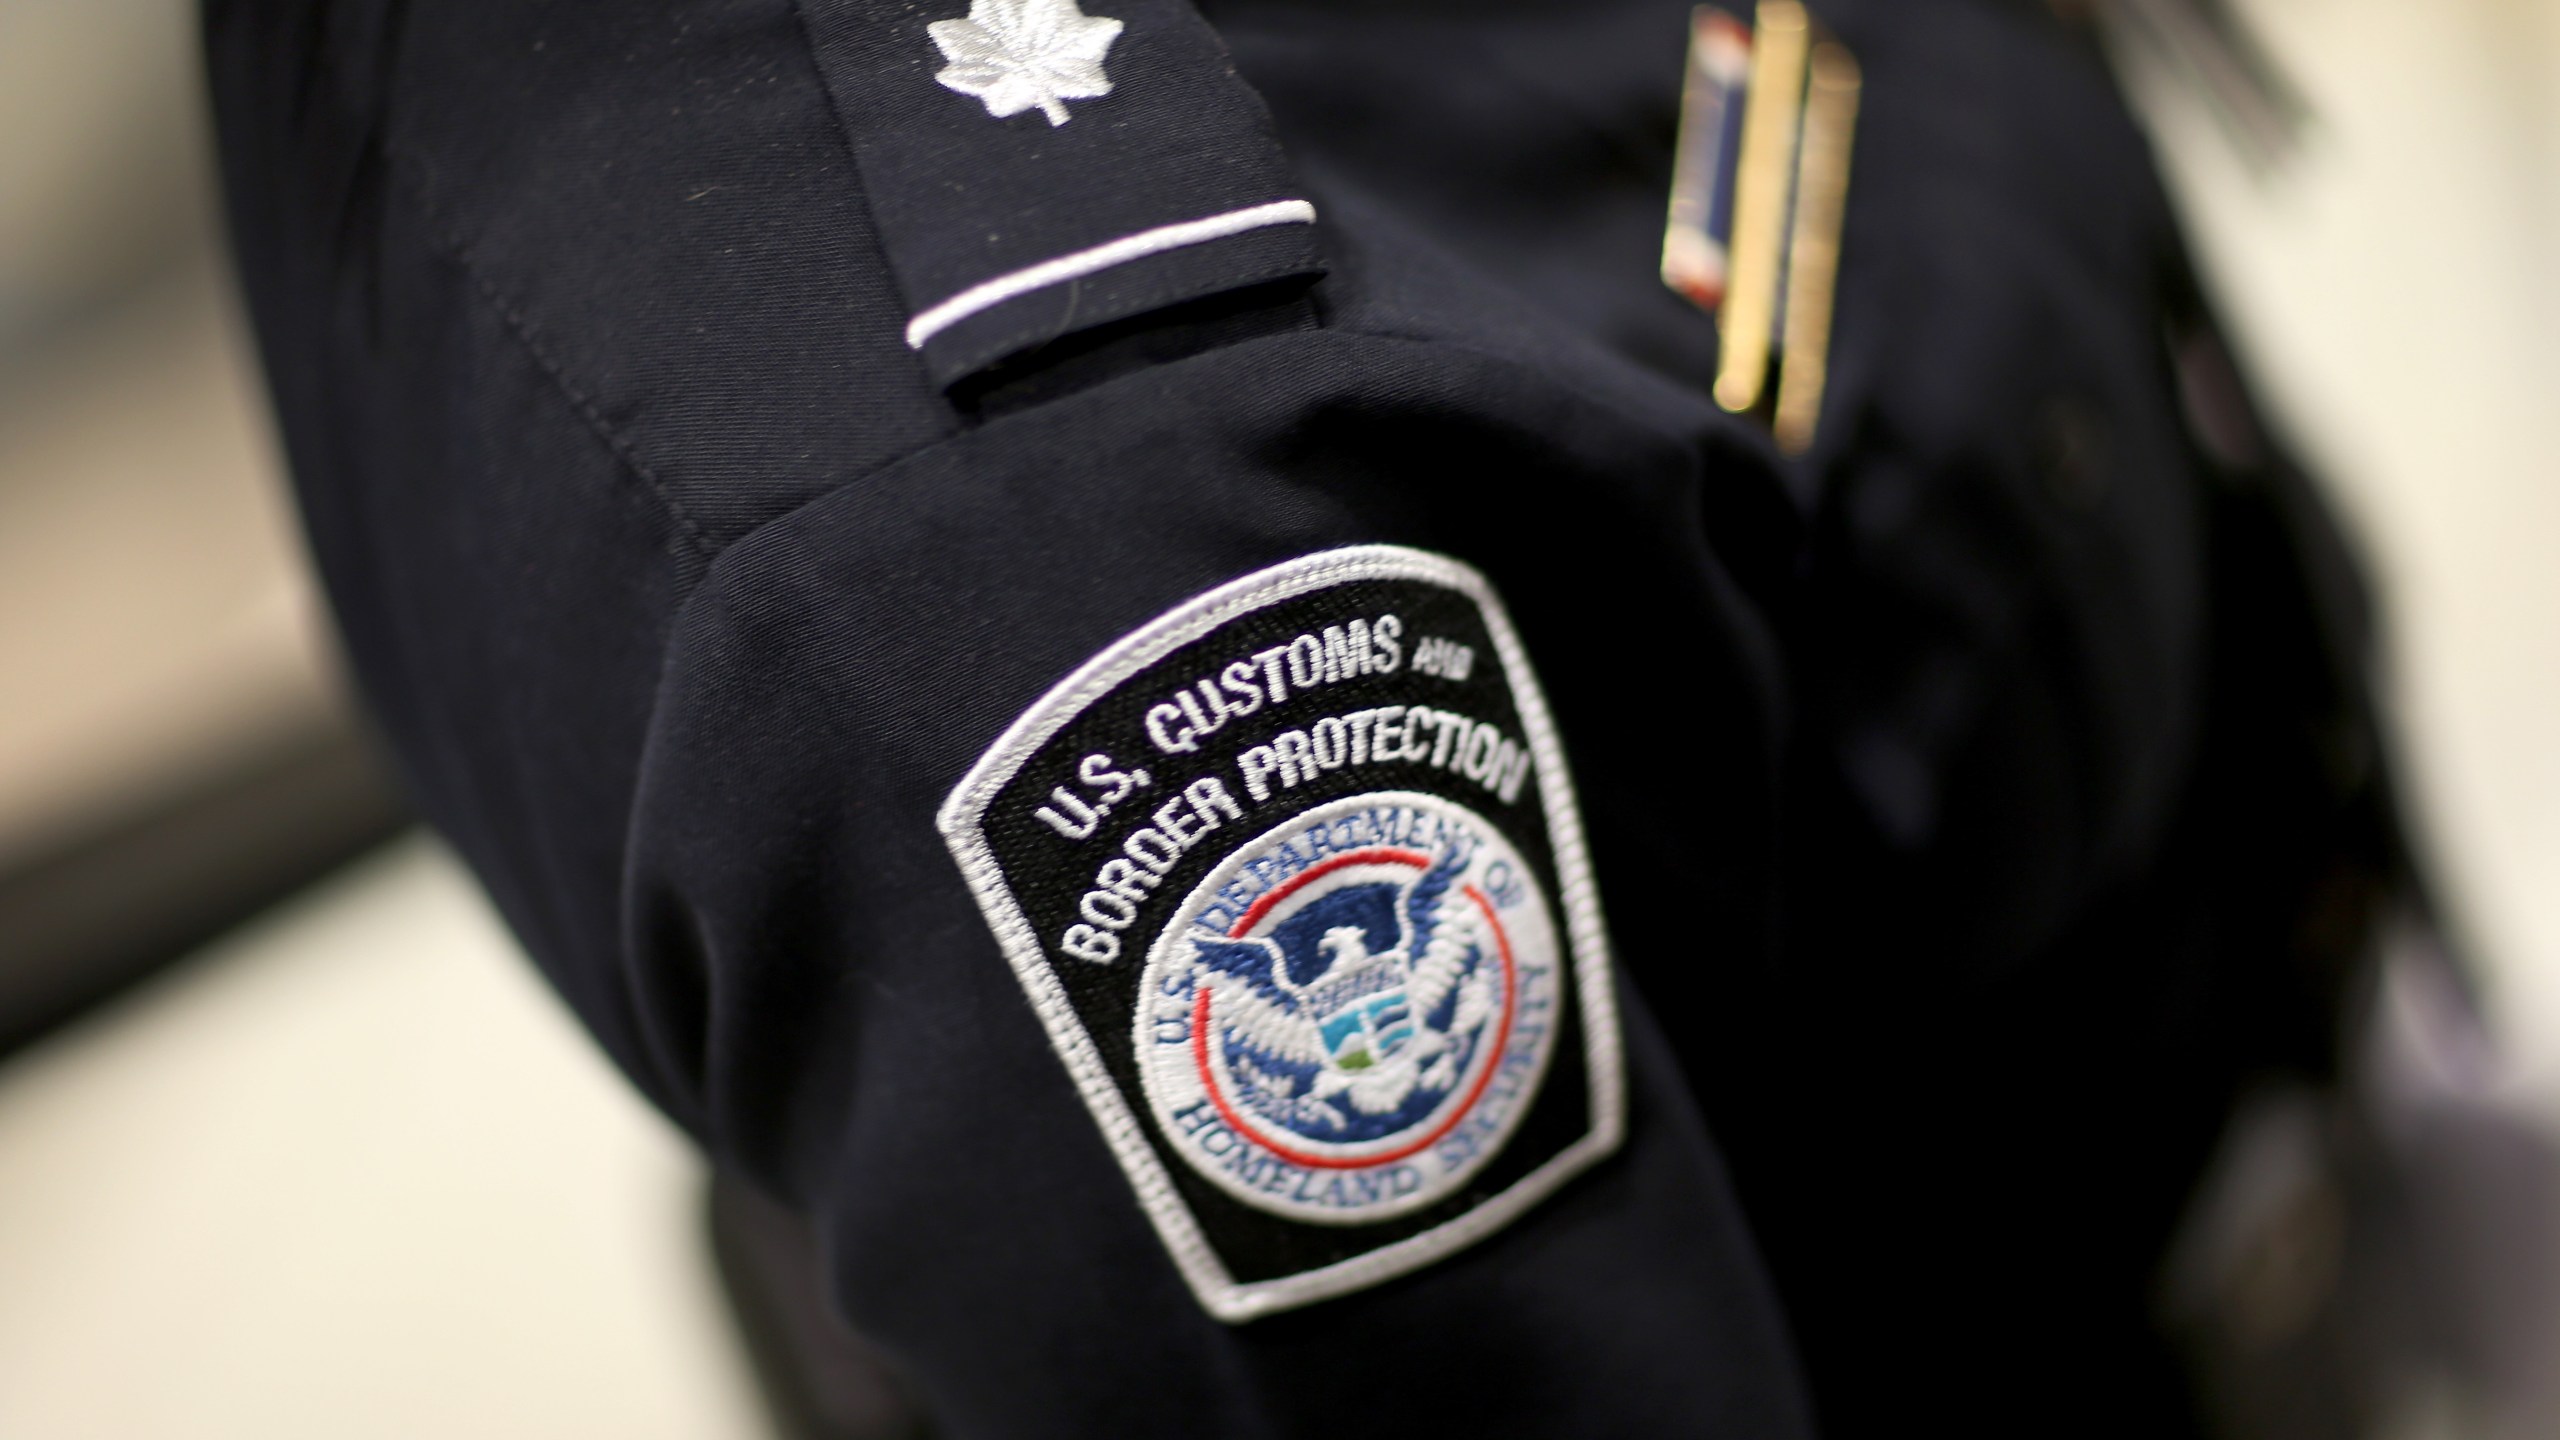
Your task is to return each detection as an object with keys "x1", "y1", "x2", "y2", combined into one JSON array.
[{"x1": 938, "y1": 546, "x2": 1627, "y2": 1320}]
